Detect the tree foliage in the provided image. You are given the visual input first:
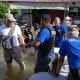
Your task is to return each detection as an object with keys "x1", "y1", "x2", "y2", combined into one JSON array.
[
  {"x1": 11, "y1": 9, "x2": 18, "y2": 17},
  {"x1": 0, "y1": 2, "x2": 9, "y2": 18}
]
